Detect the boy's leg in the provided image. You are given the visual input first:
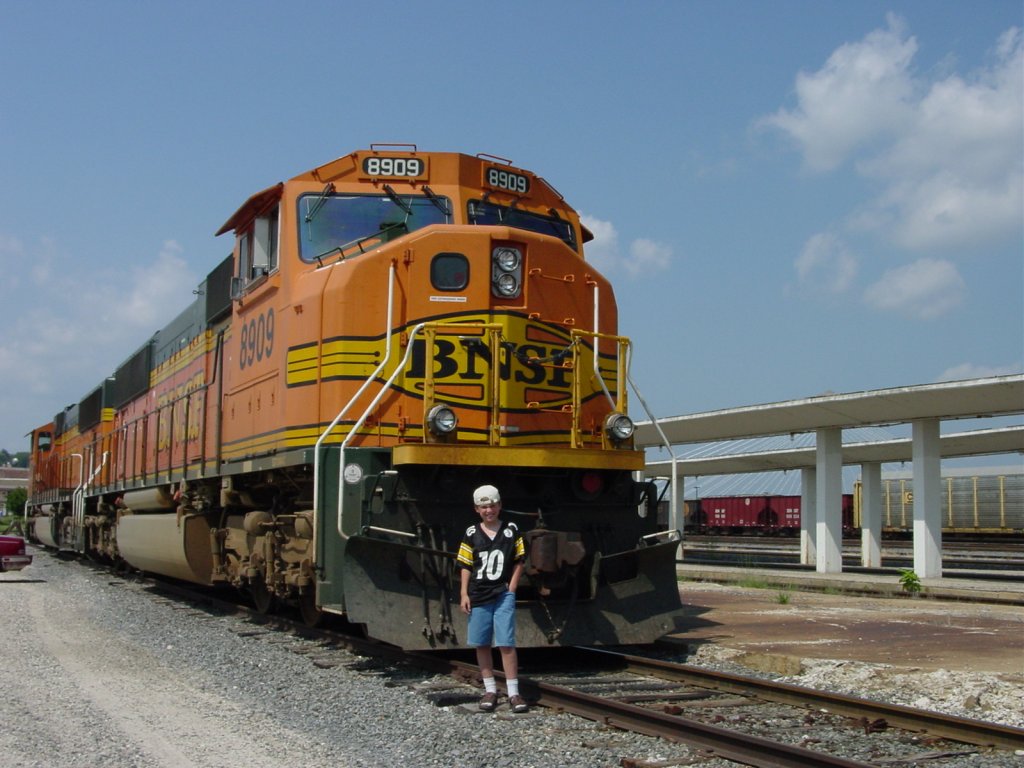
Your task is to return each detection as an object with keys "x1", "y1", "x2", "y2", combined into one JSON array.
[
  {"x1": 476, "y1": 645, "x2": 499, "y2": 711},
  {"x1": 500, "y1": 646, "x2": 528, "y2": 712},
  {"x1": 498, "y1": 645, "x2": 518, "y2": 680},
  {"x1": 476, "y1": 645, "x2": 495, "y2": 678}
]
